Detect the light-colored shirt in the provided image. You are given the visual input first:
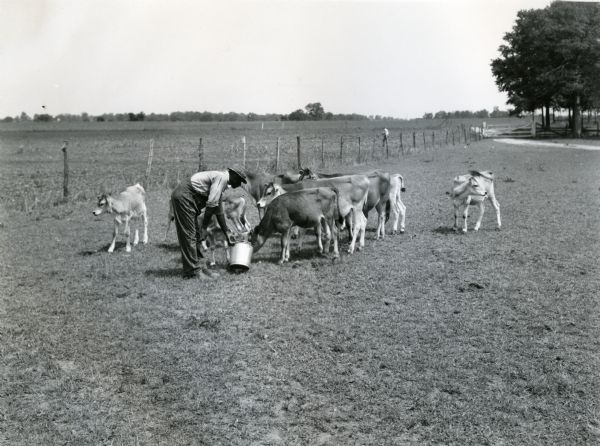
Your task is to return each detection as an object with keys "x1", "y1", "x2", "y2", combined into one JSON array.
[{"x1": 190, "y1": 170, "x2": 230, "y2": 208}]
